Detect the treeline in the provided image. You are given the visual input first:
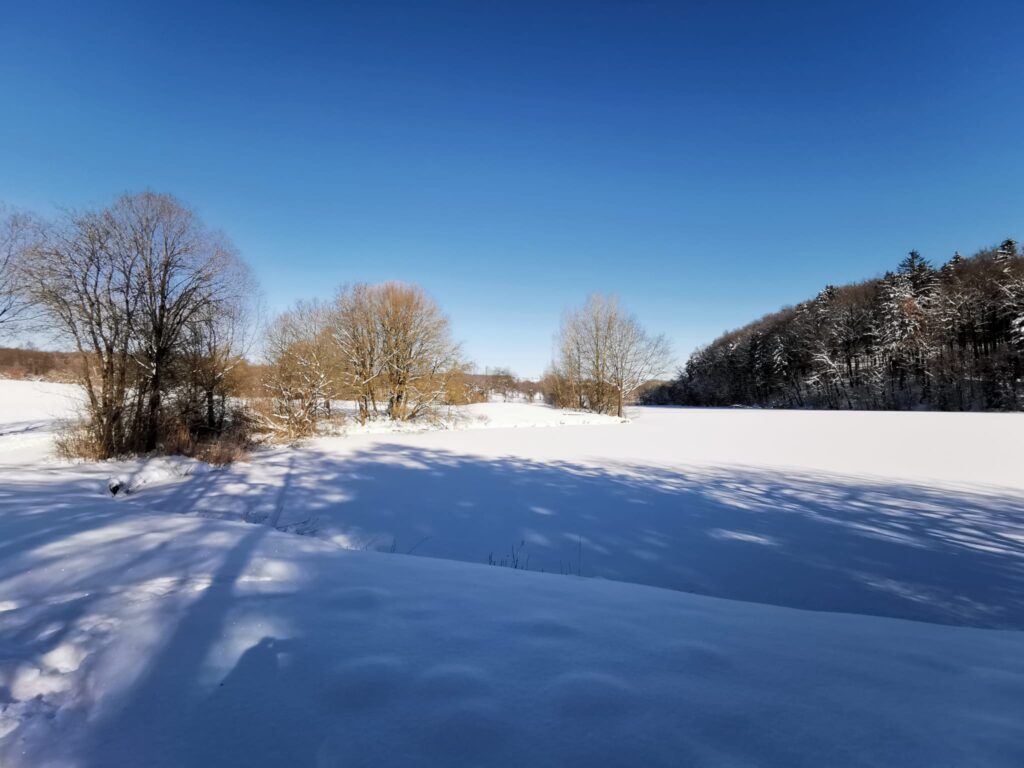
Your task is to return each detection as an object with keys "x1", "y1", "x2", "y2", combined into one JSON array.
[
  {"x1": 464, "y1": 369, "x2": 541, "y2": 403},
  {"x1": 259, "y1": 291, "x2": 673, "y2": 435},
  {"x1": 0, "y1": 347, "x2": 81, "y2": 381},
  {"x1": 645, "y1": 241, "x2": 1024, "y2": 411},
  {"x1": 1, "y1": 192, "x2": 674, "y2": 459}
]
